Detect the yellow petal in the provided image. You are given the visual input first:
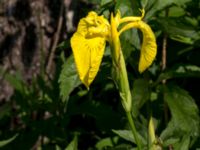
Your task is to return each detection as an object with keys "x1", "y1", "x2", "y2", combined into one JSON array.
[
  {"x1": 71, "y1": 33, "x2": 105, "y2": 88},
  {"x1": 70, "y1": 12, "x2": 107, "y2": 88},
  {"x1": 138, "y1": 21, "x2": 157, "y2": 73},
  {"x1": 119, "y1": 21, "x2": 157, "y2": 73}
]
